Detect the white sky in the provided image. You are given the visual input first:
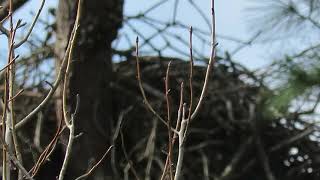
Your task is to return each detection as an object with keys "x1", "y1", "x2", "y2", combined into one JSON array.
[{"x1": 0, "y1": 0, "x2": 273, "y2": 70}]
